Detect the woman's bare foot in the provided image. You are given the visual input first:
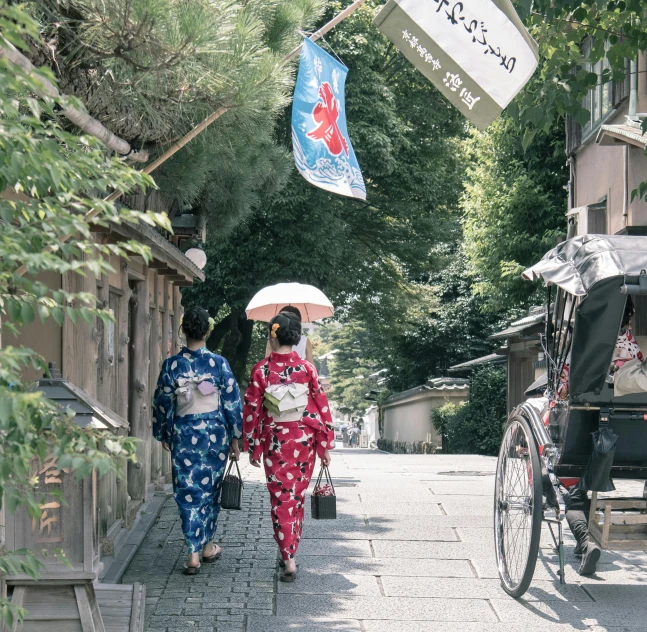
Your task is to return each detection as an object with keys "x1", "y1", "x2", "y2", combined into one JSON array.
[
  {"x1": 202, "y1": 542, "x2": 222, "y2": 562},
  {"x1": 186, "y1": 552, "x2": 200, "y2": 568},
  {"x1": 284, "y1": 558, "x2": 297, "y2": 575}
]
